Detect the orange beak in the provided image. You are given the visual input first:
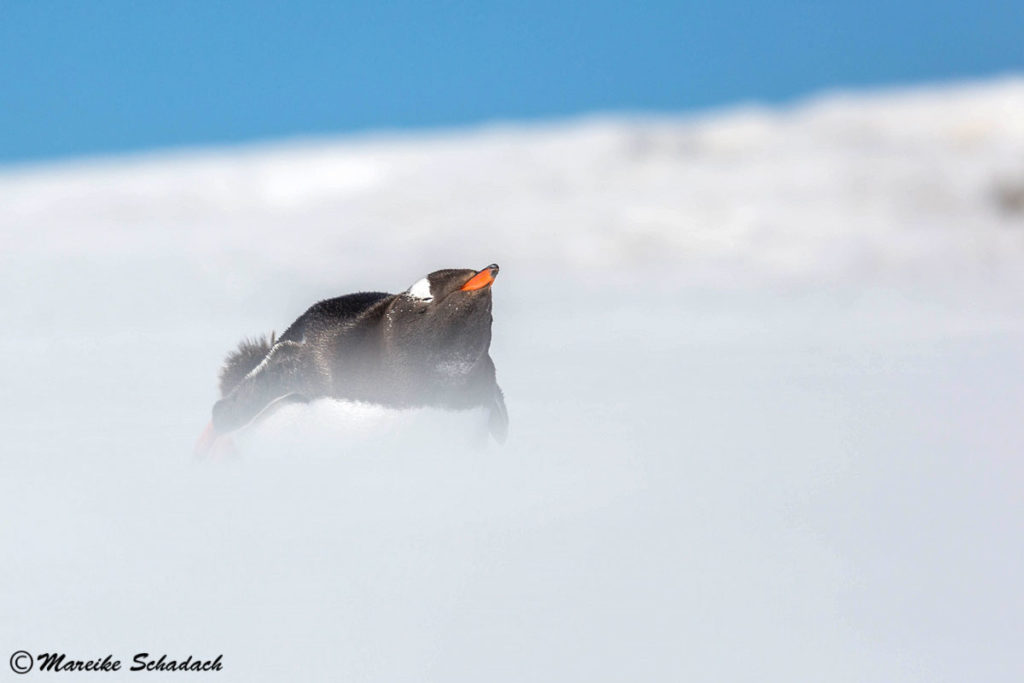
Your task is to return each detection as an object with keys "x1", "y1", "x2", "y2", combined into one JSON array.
[{"x1": 460, "y1": 263, "x2": 500, "y2": 291}]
